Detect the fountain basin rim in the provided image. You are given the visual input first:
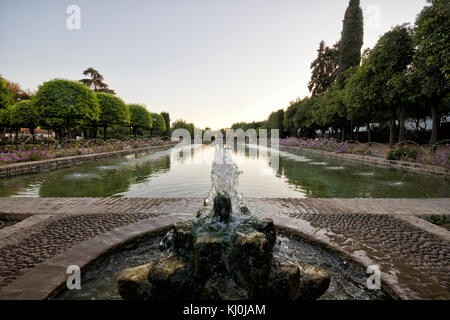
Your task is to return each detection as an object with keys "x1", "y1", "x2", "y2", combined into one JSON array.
[{"x1": 0, "y1": 214, "x2": 404, "y2": 300}]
